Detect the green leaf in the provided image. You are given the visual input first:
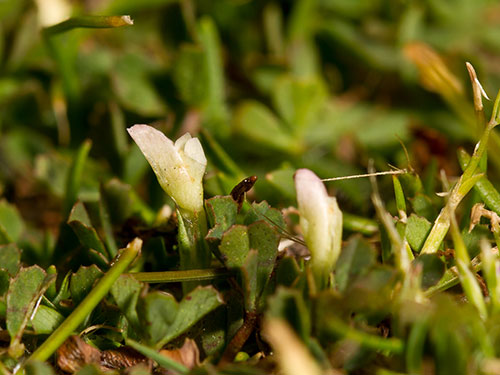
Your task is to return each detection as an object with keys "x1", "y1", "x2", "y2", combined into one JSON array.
[
  {"x1": 6, "y1": 266, "x2": 46, "y2": 357},
  {"x1": 399, "y1": 173, "x2": 423, "y2": 198},
  {"x1": 197, "y1": 16, "x2": 228, "y2": 129},
  {"x1": 219, "y1": 225, "x2": 250, "y2": 268},
  {"x1": 335, "y1": 236, "x2": 376, "y2": 293},
  {"x1": 233, "y1": 101, "x2": 301, "y2": 154},
  {"x1": 430, "y1": 318, "x2": 468, "y2": 375},
  {"x1": 241, "y1": 250, "x2": 259, "y2": 312},
  {"x1": 52, "y1": 271, "x2": 71, "y2": 306},
  {"x1": 248, "y1": 220, "x2": 279, "y2": 295},
  {"x1": 100, "y1": 178, "x2": 134, "y2": 225},
  {"x1": 6, "y1": 266, "x2": 46, "y2": 336},
  {"x1": 199, "y1": 306, "x2": 227, "y2": 356},
  {"x1": 199, "y1": 129, "x2": 243, "y2": 177},
  {"x1": 267, "y1": 287, "x2": 310, "y2": 343},
  {"x1": 120, "y1": 363, "x2": 150, "y2": 375},
  {"x1": 205, "y1": 196, "x2": 238, "y2": 241},
  {"x1": 405, "y1": 214, "x2": 432, "y2": 253},
  {"x1": 272, "y1": 75, "x2": 327, "y2": 130},
  {"x1": 345, "y1": 266, "x2": 398, "y2": 313},
  {"x1": 70, "y1": 265, "x2": 103, "y2": 306},
  {"x1": 113, "y1": 53, "x2": 166, "y2": 117},
  {"x1": 276, "y1": 256, "x2": 301, "y2": 287},
  {"x1": 406, "y1": 319, "x2": 429, "y2": 375},
  {"x1": 63, "y1": 140, "x2": 92, "y2": 217},
  {"x1": 0, "y1": 199, "x2": 24, "y2": 244},
  {"x1": 75, "y1": 365, "x2": 102, "y2": 375},
  {"x1": 0, "y1": 243, "x2": 21, "y2": 275},
  {"x1": 31, "y1": 305, "x2": 64, "y2": 334},
  {"x1": 410, "y1": 194, "x2": 437, "y2": 221},
  {"x1": 157, "y1": 286, "x2": 224, "y2": 348},
  {"x1": 393, "y1": 175, "x2": 407, "y2": 214},
  {"x1": 137, "y1": 291, "x2": 178, "y2": 345},
  {"x1": 244, "y1": 201, "x2": 286, "y2": 229},
  {"x1": 0, "y1": 269, "x2": 9, "y2": 297},
  {"x1": 68, "y1": 201, "x2": 108, "y2": 258},
  {"x1": 173, "y1": 45, "x2": 207, "y2": 107},
  {"x1": 25, "y1": 360, "x2": 55, "y2": 375},
  {"x1": 265, "y1": 167, "x2": 296, "y2": 200},
  {"x1": 413, "y1": 254, "x2": 445, "y2": 290},
  {"x1": 356, "y1": 111, "x2": 409, "y2": 149},
  {"x1": 98, "y1": 186, "x2": 118, "y2": 258},
  {"x1": 110, "y1": 274, "x2": 142, "y2": 334}
]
